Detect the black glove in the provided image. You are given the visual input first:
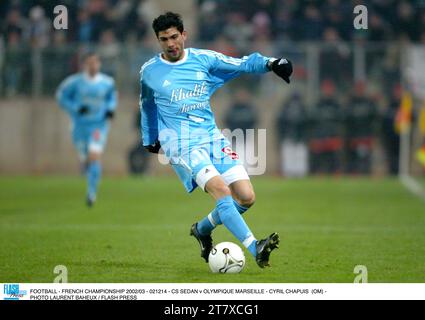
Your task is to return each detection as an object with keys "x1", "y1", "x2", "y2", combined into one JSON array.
[
  {"x1": 144, "y1": 140, "x2": 161, "y2": 154},
  {"x1": 270, "y1": 58, "x2": 293, "y2": 84},
  {"x1": 105, "y1": 110, "x2": 115, "y2": 120},
  {"x1": 78, "y1": 105, "x2": 89, "y2": 115}
]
